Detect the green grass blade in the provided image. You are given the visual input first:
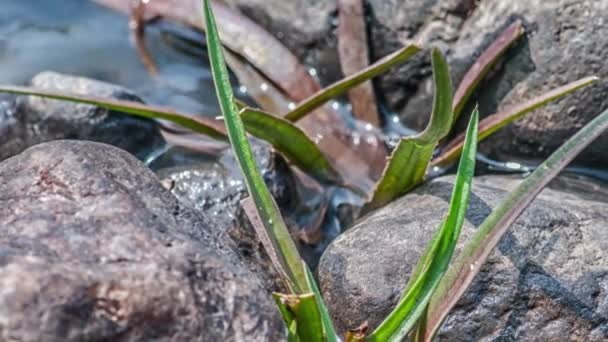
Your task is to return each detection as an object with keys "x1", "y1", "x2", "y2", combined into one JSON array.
[
  {"x1": 452, "y1": 20, "x2": 524, "y2": 122},
  {"x1": 285, "y1": 44, "x2": 421, "y2": 122},
  {"x1": 365, "y1": 48, "x2": 453, "y2": 211},
  {"x1": 434, "y1": 76, "x2": 598, "y2": 166},
  {"x1": 292, "y1": 294, "x2": 326, "y2": 342},
  {"x1": 0, "y1": 85, "x2": 228, "y2": 140},
  {"x1": 240, "y1": 107, "x2": 340, "y2": 182},
  {"x1": 203, "y1": 0, "x2": 308, "y2": 293},
  {"x1": 274, "y1": 293, "x2": 325, "y2": 342},
  {"x1": 424, "y1": 107, "x2": 608, "y2": 341},
  {"x1": 367, "y1": 108, "x2": 479, "y2": 342},
  {"x1": 273, "y1": 293, "x2": 300, "y2": 342},
  {"x1": 304, "y1": 262, "x2": 339, "y2": 342}
]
